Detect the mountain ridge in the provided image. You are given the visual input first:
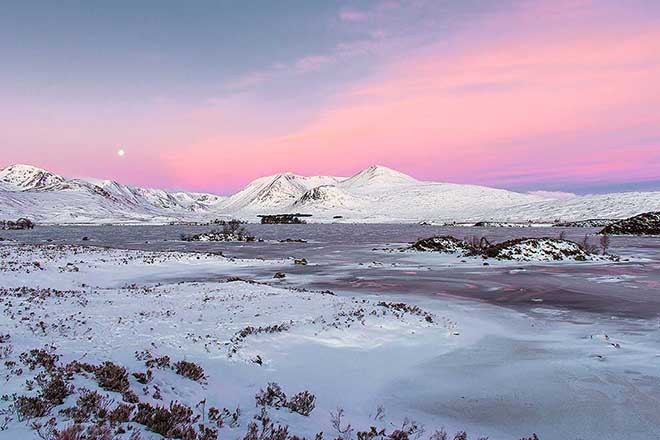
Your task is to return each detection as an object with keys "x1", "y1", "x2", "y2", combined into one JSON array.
[{"x1": 1, "y1": 163, "x2": 659, "y2": 224}]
